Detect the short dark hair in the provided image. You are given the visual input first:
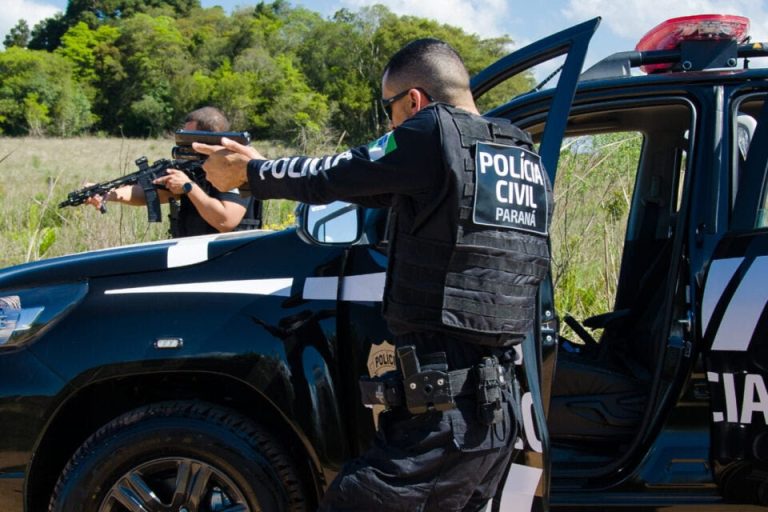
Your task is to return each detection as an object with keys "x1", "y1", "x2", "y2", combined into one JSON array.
[
  {"x1": 184, "y1": 106, "x2": 230, "y2": 132},
  {"x1": 383, "y1": 38, "x2": 471, "y2": 104}
]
